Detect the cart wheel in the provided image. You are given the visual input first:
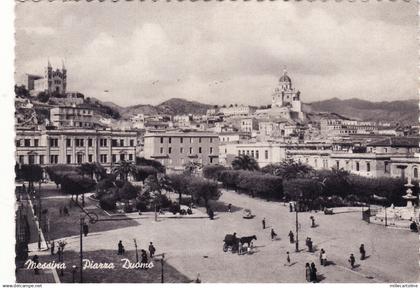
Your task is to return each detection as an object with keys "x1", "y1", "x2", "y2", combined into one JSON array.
[{"x1": 223, "y1": 243, "x2": 228, "y2": 252}]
